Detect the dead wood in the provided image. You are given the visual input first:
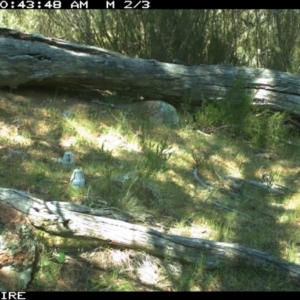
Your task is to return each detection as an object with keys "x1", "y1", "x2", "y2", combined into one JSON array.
[
  {"x1": 0, "y1": 187, "x2": 300, "y2": 279},
  {"x1": 2, "y1": 27, "x2": 300, "y2": 116}
]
